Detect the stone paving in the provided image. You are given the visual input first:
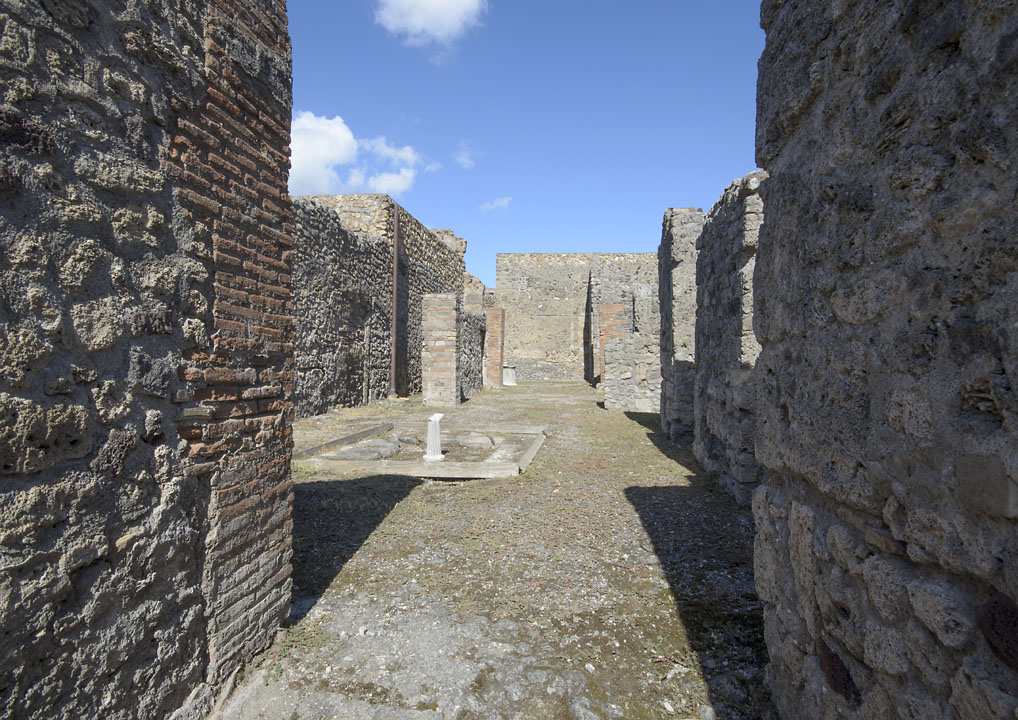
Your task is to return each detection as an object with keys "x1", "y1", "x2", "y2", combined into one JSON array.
[{"x1": 214, "y1": 382, "x2": 773, "y2": 720}]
